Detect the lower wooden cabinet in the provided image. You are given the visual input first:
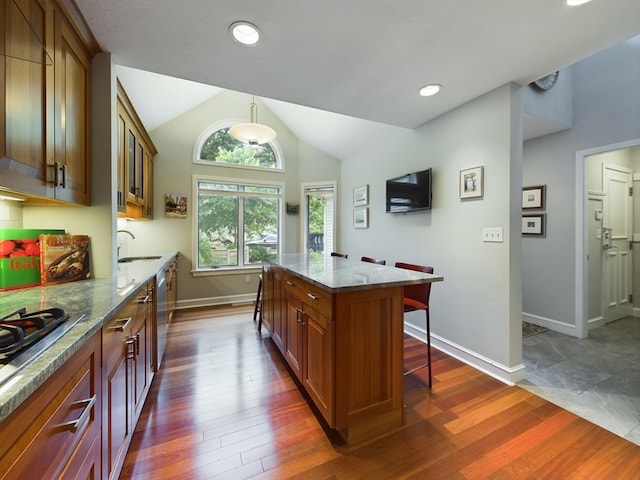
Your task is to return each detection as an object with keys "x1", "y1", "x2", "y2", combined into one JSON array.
[
  {"x1": 0, "y1": 331, "x2": 102, "y2": 480},
  {"x1": 102, "y1": 283, "x2": 153, "y2": 480},
  {"x1": 263, "y1": 267, "x2": 405, "y2": 446}
]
